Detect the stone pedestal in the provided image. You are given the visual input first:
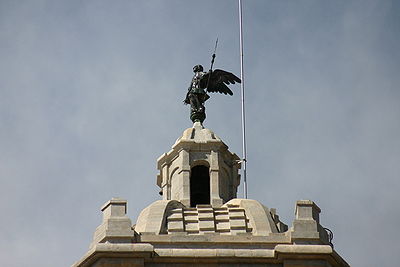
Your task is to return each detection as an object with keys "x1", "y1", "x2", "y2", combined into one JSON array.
[
  {"x1": 291, "y1": 200, "x2": 329, "y2": 245},
  {"x1": 90, "y1": 198, "x2": 135, "y2": 248}
]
